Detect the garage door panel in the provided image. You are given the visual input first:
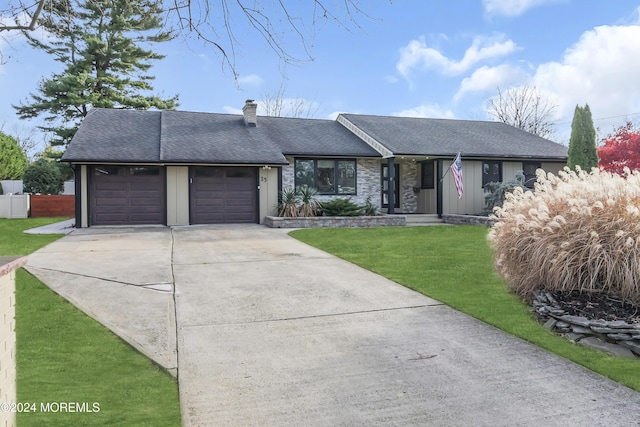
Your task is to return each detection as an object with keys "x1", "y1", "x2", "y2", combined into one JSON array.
[
  {"x1": 91, "y1": 166, "x2": 165, "y2": 225},
  {"x1": 94, "y1": 198, "x2": 128, "y2": 207},
  {"x1": 194, "y1": 191, "x2": 225, "y2": 199},
  {"x1": 94, "y1": 213, "x2": 129, "y2": 224},
  {"x1": 131, "y1": 198, "x2": 163, "y2": 207},
  {"x1": 94, "y1": 182, "x2": 128, "y2": 191},
  {"x1": 190, "y1": 167, "x2": 256, "y2": 224},
  {"x1": 194, "y1": 200, "x2": 224, "y2": 207},
  {"x1": 226, "y1": 199, "x2": 253, "y2": 208},
  {"x1": 130, "y1": 181, "x2": 161, "y2": 191}
]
